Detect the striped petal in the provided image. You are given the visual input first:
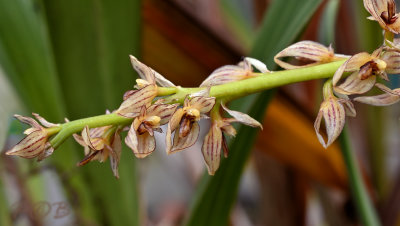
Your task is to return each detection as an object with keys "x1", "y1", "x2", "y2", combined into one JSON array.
[
  {"x1": 221, "y1": 103, "x2": 263, "y2": 129},
  {"x1": 381, "y1": 50, "x2": 400, "y2": 74},
  {"x1": 354, "y1": 93, "x2": 400, "y2": 106},
  {"x1": 345, "y1": 52, "x2": 374, "y2": 70},
  {"x1": 202, "y1": 123, "x2": 222, "y2": 175},
  {"x1": 109, "y1": 132, "x2": 122, "y2": 178},
  {"x1": 125, "y1": 124, "x2": 155, "y2": 158},
  {"x1": 6, "y1": 129, "x2": 48, "y2": 158},
  {"x1": 314, "y1": 97, "x2": 346, "y2": 148},
  {"x1": 355, "y1": 83, "x2": 400, "y2": 106},
  {"x1": 334, "y1": 72, "x2": 376, "y2": 95},
  {"x1": 189, "y1": 96, "x2": 216, "y2": 114},
  {"x1": 166, "y1": 109, "x2": 184, "y2": 153},
  {"x1": 200, "y1": 65, "x2": 250, "y2": 87},
  {"x1": 147, "y1": 104, "x2": 178, "y2": 125},
  {"x1": 169, "y1": 122, "x2": 200, "y2": 154},
  {"x1": 116, "y1": 85, "x2": 157, "y2": 118},
  {"x1": 82, "y1": 126, "x2": 104, "y2": 151},
  {"x1": 274, "y1": 41, "x2": 339, "y2": 69}
]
